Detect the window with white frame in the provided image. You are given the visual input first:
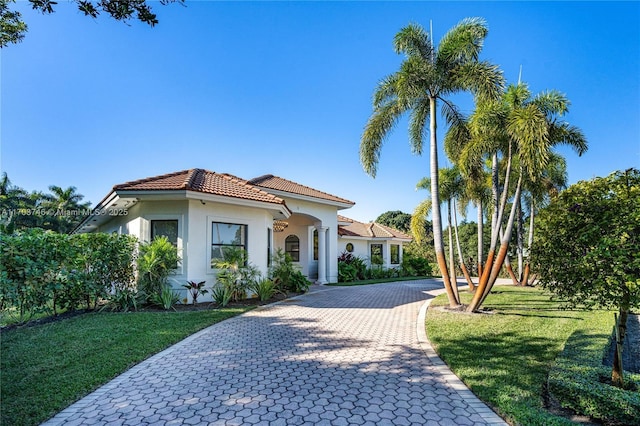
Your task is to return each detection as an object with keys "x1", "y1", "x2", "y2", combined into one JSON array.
[{"x1": 211, "y1": 222, "x2": 247, "y2": 265}]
